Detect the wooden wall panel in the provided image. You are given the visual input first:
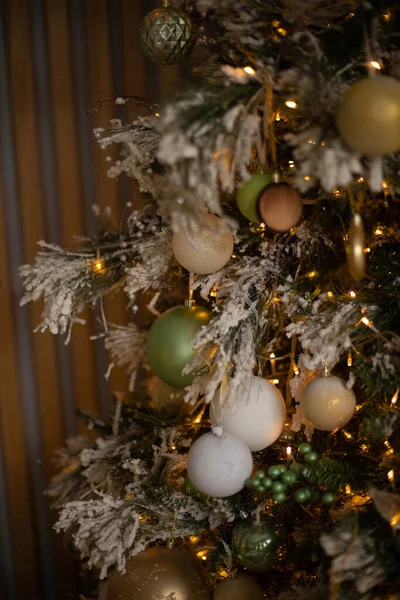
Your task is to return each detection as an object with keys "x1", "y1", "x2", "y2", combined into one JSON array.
[
  {"x1": 46, "y1": 0, "x2": 100, "y2": 420},
  {"x1": 0, "y1": 0, "x2": 183, "y2": 598}
]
